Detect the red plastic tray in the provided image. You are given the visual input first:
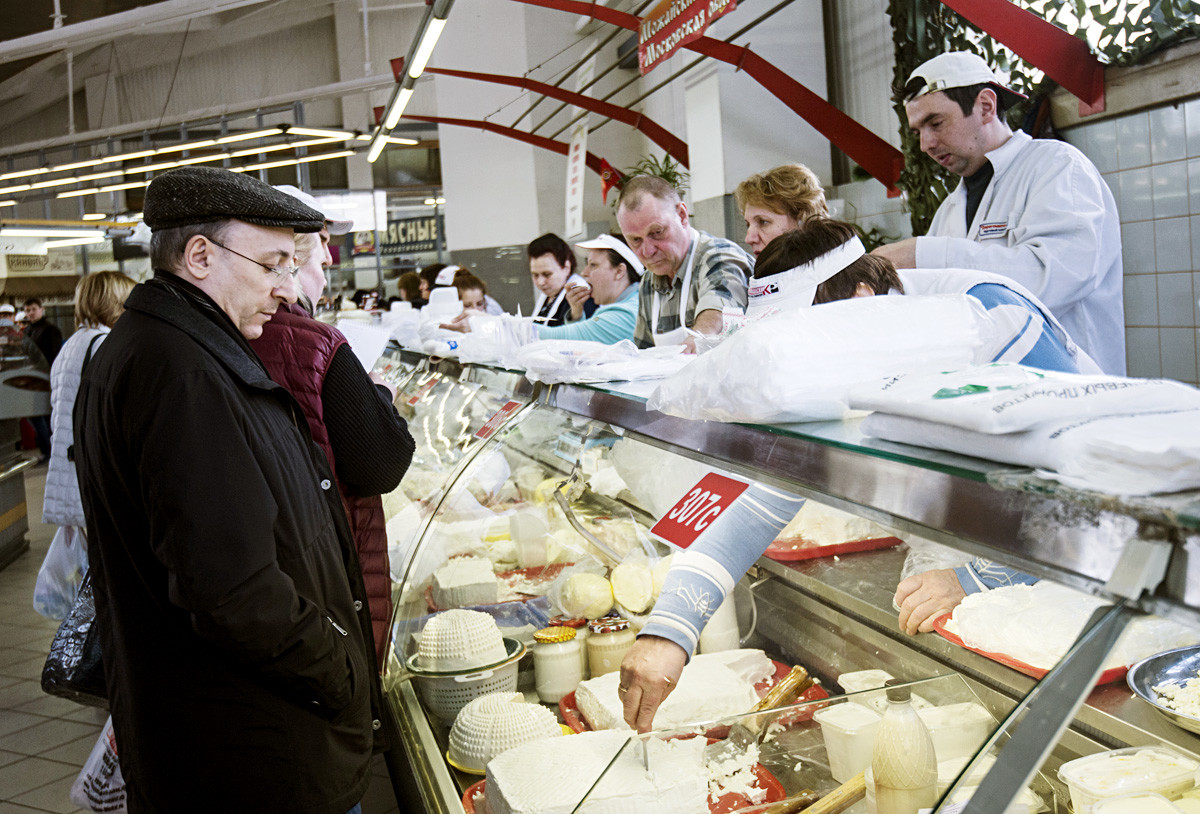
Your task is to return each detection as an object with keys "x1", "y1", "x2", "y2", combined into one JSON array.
[
  {"x1": 932, "y1": 613, "x2": 1127, "y2": 685},
  {"x1": 559, "y1": 659, "x2": 830, "y2": 734},
  {"x1": 764, "y1": 535, "x2": 902, "y2": 562},
  {"x1": 462, "y1": 756, "x2": 785, "y2": 814},
  {"x1": 424, "y1": 562, "x2": 569, "y2": 612}
]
